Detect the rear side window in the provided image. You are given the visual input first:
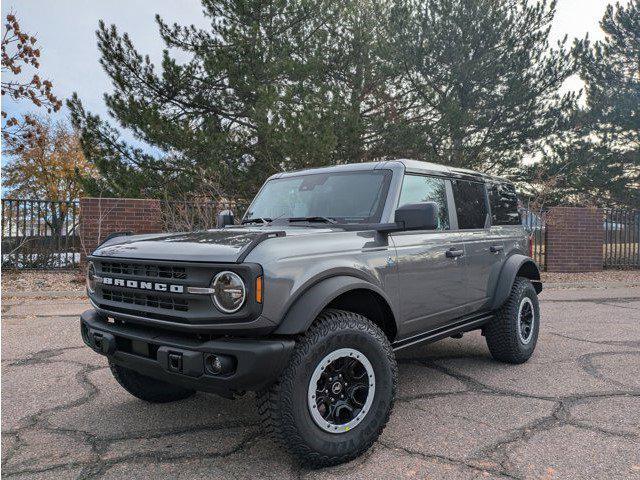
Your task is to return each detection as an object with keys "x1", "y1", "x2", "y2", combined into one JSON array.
[
  {"x1": 451, "y1": 179, "x2": 488, "y2": 229},
  {"x1": 488, "y1": 182, "x2": 521, "y2": 225},
  {"x1": 398, "y1": 175, "x2": 450, "y2": 230}
]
